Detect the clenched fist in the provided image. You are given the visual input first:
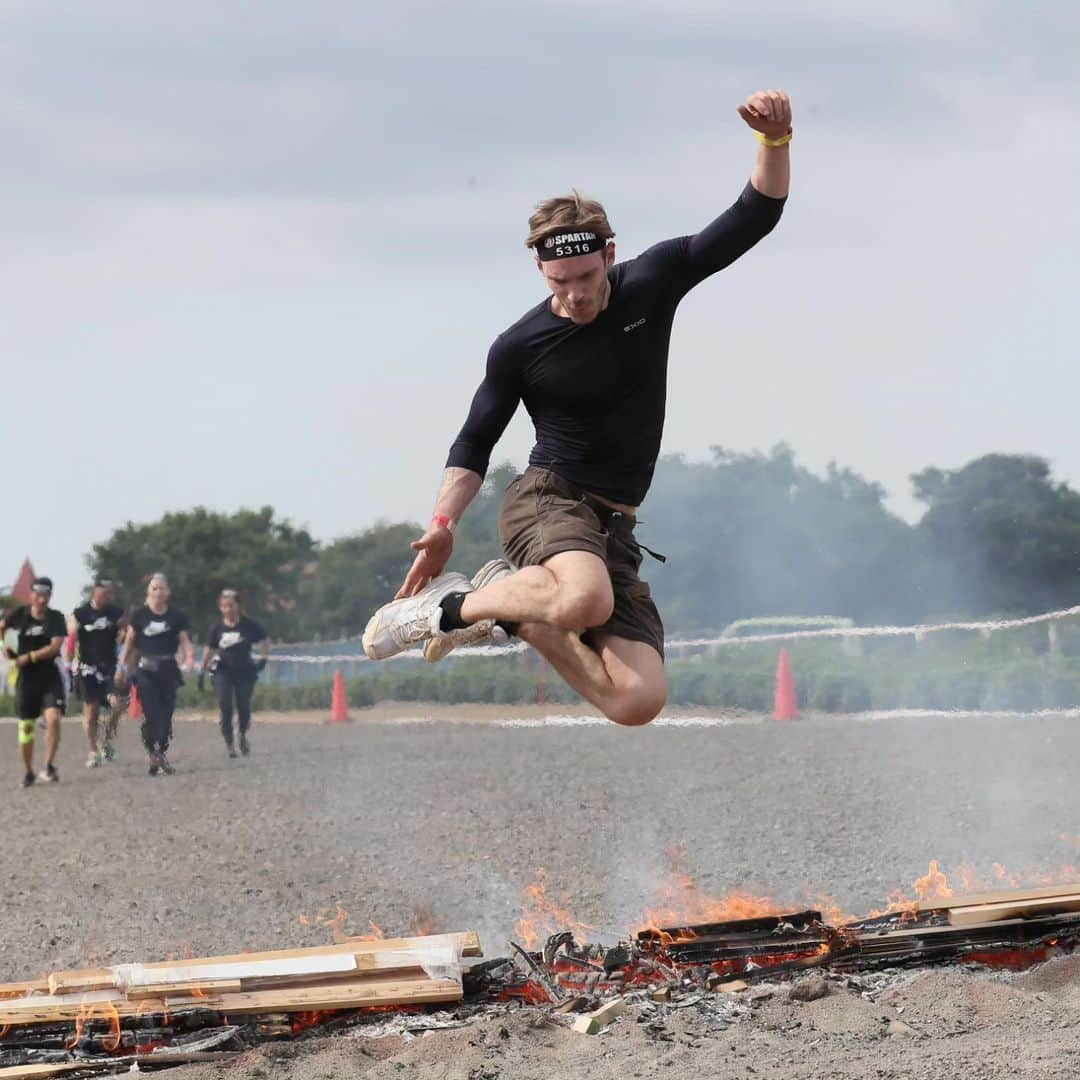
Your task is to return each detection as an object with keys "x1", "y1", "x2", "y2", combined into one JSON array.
[{"x1": 738, "y1": 90, "x2": 792, "y2": 139}]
